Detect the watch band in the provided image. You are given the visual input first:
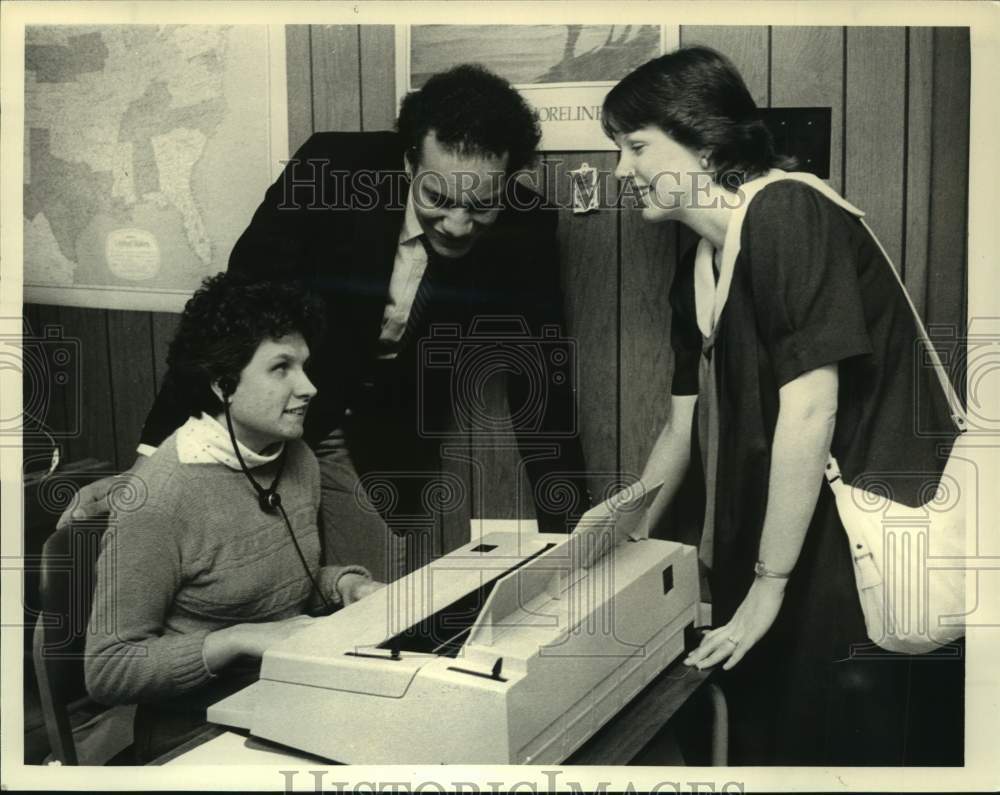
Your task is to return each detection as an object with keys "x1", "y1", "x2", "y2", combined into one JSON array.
[{"x1": 755, "y1": 560, "x2": 792, "y2": 579}]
